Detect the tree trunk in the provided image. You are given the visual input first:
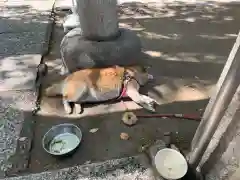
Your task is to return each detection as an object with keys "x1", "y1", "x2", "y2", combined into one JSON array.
[{"x1": 76, "y1": 0, "x2": 119, "y2": 41}]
